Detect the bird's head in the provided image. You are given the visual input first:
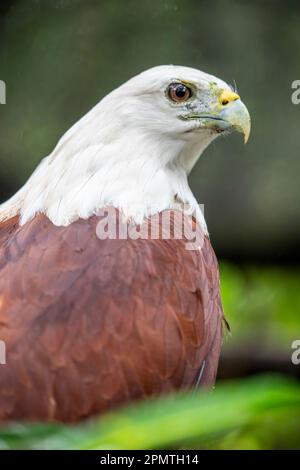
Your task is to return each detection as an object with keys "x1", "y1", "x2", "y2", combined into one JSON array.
[
  {"x1": 111, "y1": 65, "x2": 250, "y2": 147},
  {"x1": 4, "y1": 65, "x2": 251, "y2": 229}
]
